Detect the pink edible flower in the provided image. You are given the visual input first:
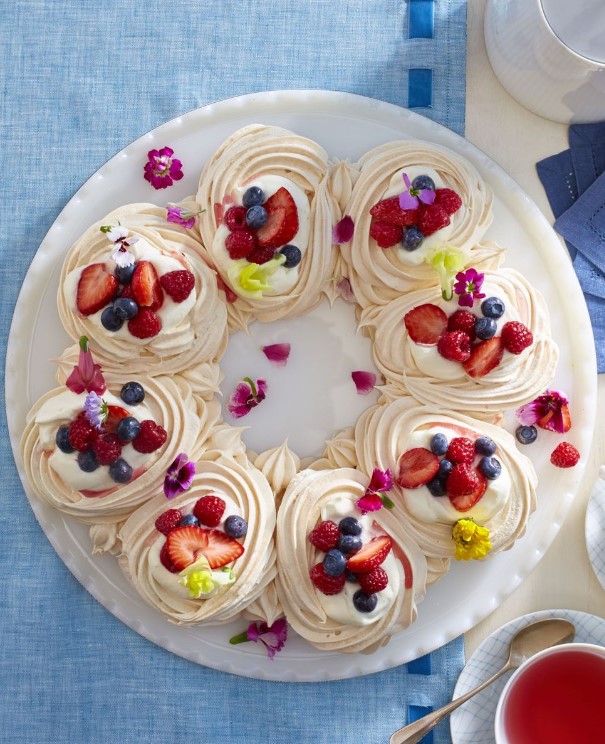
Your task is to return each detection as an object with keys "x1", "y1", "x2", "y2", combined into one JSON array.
[
  {"x1": 227, "y1": 377, "x2": 268, "y2": 418},
  {"x1": 351, "y1": 370, "x2": 376, "y2": 395},
  {"x1": 230, "y1": 619, "x2": 288, "y2": 659},
  {"x1": 65, "y1": 336, "x2": 106, "y2": 395},
  {"x1": 262, "y1": 343, "x2": 291, "y2": 367},
  {"x1": 144, "y1": 146, "x2": 184, "y2": 190},
  {"x1": 336, "y1": 277, "x2": 356, "y2": 303},
  {"x1": 163, "y1": 453, "x2": 196, "y2": 500},
  {"x1": 399, "y1": 172, "x2": 436, "y2": 210},
  {"x1": 453, "y1": 268, "x2": 486, "y2": 308},
  {"x1": 515, "y1": 389, "x2": 571, "y2": 433},
  {"x1": 166, "y1": 203, "x2": 204, "y2": 229},
  {"x1": 357, "y1": 468, "x2": 395, "y2": 514},
  {"x1": 332, "y1": 215, "x2": 355, "y2": 244}
]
